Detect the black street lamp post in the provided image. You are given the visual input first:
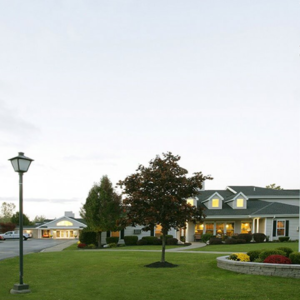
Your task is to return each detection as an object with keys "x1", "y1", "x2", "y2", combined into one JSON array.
[{"x1": 9, "y1": 152, "x2": 33, "y2": 294}]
